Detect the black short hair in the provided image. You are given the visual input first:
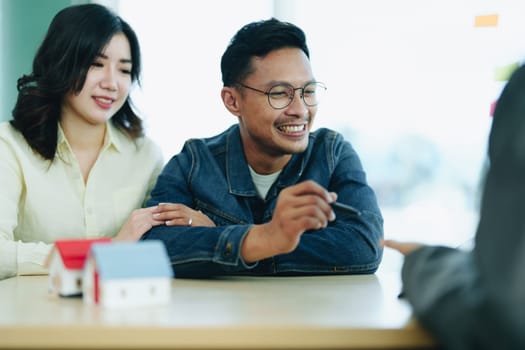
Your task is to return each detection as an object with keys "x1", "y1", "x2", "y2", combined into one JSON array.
[{"x1": 221, "y1": 18, "x2": 309, "y2": 87}]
